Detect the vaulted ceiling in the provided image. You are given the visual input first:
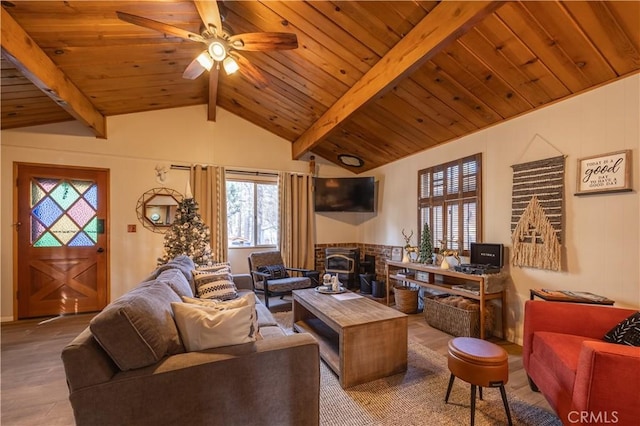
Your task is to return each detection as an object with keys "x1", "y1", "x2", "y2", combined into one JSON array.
[{"x1": 2, "y1": 1, "x2": 639, "y2": 172}]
